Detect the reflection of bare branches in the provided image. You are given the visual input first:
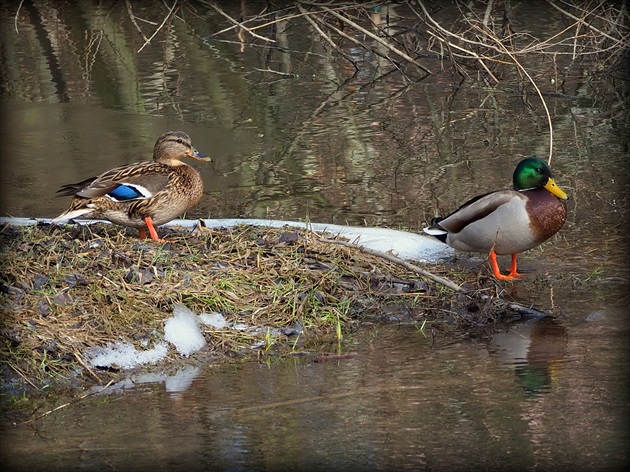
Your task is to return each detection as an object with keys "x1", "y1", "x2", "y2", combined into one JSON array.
[
  {"x1": 84, "y1": 30, "x2": 104, "y2": 77},
  {"x1": 418, "y1": 1, "x2": 629, "y2": 65},
  {"x1": 202, "y1": 1, "x2": 276, "y2": 43},
  {"x1": 203, "y1": 1, "x2": 628, "y2": 78},
  {"x1": 309, "y1": 11, "x2": 410, "y2": 77},
  {"x1": 410, "y1": 0, "x2": 626, "y2": 160},
  {"x1": 137, "y1": 0, "x2": 179, "y2": 53},
  {"x1": 296, "y1": 3, "x2": 358, "y2": 68},
  {"x1": 209, "y1": 0, "x2": 622, "y2": 161},
  {"x1": 470, "y1": 23, "x2": 556, "y2": 162},
  {"x1": 317, "y1": 4, "x2": 432, "y2": 75}
]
